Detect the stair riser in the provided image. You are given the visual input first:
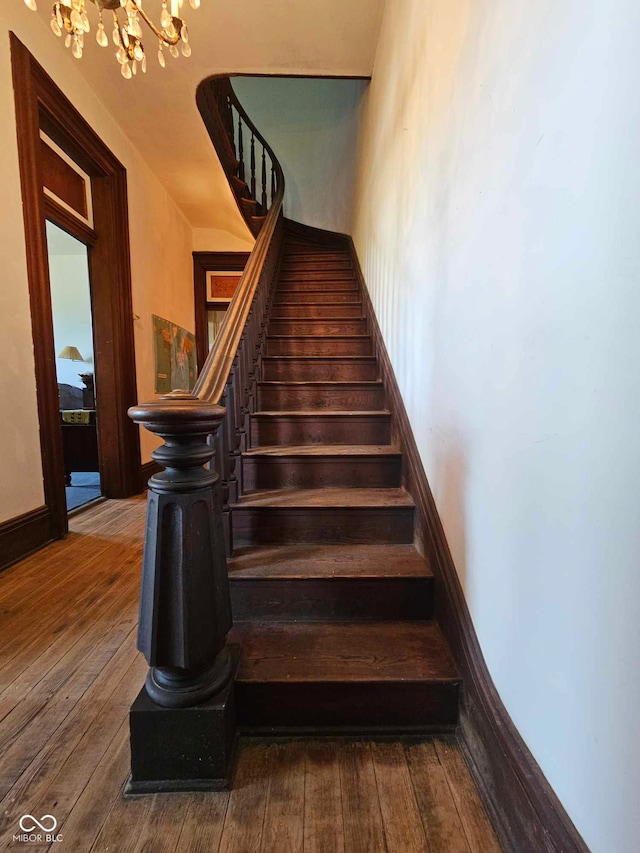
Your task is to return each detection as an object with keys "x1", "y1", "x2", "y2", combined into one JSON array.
[
  {"x1": 271, "y1": 304, "x2": 363, "y2": 319},
  {"x1": 269, "y1": 320, "x2": 367, "y2": 336},
  {"x1": 282, "y1": 253, "x2": 350, "y2": 263},
  {"x1": 258, "y1": 385, "x2": 385, "y2": 411},
  {"x1": 277, "y1": 282, "x2": 359, "y2": 293},
  {"x1": 233, "y1": 506, "x2": 415, "y2": 546},
  {"x1": 266, "y1": 338, "x2": 373, "y2": 357},
  {"x1": 236, "y1": 682, "x2": 459, "y2": 732},
  {"x1": 281, "y1": 261, "x2": 353, "y2": 272},
  {"x1": 250, "y1": 414, "x2": 392, "y2": 446},
  {"x1": 262, "y1": 359, "x2": 377, "y2": 381},
  {"x1": 279, "y1": 271, "x2": 356, "y2": 282},
  {"x1": 242, "y1": 456, "x2": 401, "y2": 490},
  {"x1": 274, "y1": 291, "x2": 360, "y2": 304},
  {"x1": 230, "y1": 577, "x2": 433, "y2": 622}
]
